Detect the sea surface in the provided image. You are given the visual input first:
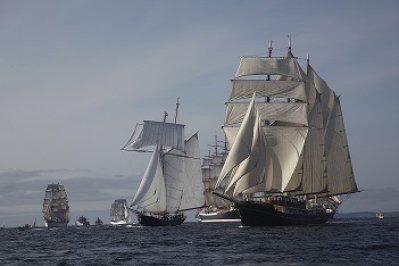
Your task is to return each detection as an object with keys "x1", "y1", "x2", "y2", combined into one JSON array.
[{"x1": 1, "y1": 216, "x2": 398, "y2": 266}]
